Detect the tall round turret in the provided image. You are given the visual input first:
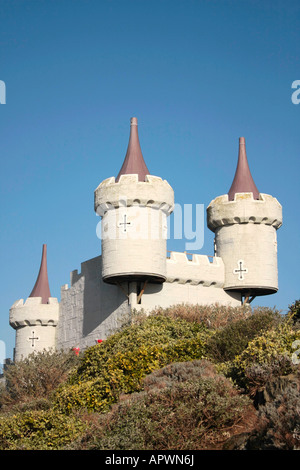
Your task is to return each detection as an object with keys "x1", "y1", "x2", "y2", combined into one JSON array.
[
  {"x1": 9, "y1": 244, "x2": 59, "y2": 361},
  {"x1": 94, "y1": 118, "x2": 174, "y2": 284},
  {"x1": 207, "y1": 137, "x2": 282, "y2": 299}
]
